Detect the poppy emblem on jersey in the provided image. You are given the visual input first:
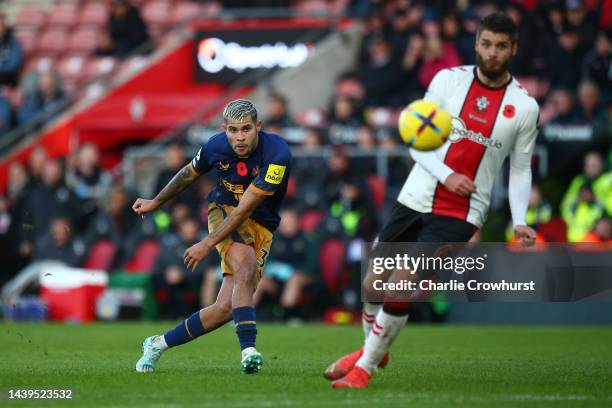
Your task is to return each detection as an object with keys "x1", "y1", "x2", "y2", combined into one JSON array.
[
  {"x1": 475, "y1": 96, "x2": 490, "y2": 113},
  {"x1": 237, "y1": 162, "x2": 248, "y2": 176},
  {"x1": 503, "y1": 104, "x2": 516, "y2": 118}
]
